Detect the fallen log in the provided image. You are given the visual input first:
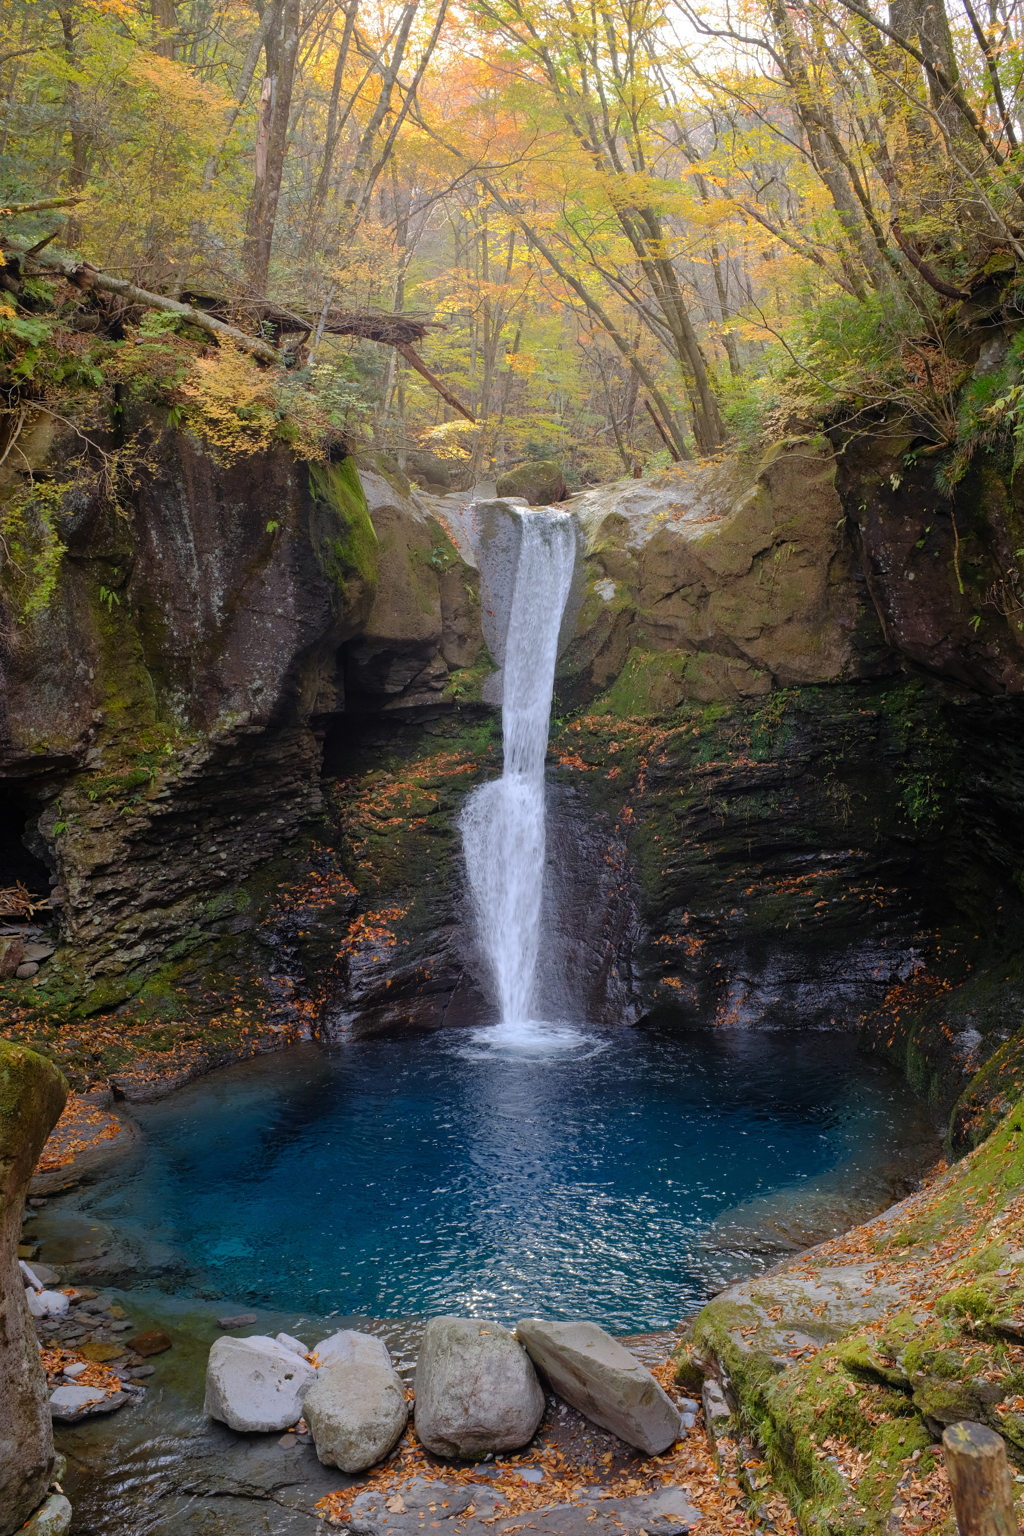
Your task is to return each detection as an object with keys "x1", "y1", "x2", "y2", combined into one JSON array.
[
  {"x1": 2, "y1": 235, "x2": 284, "y2": 363},
  {"x1": 1, "y1": 235, "x2": 476, "y2": 420}
]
